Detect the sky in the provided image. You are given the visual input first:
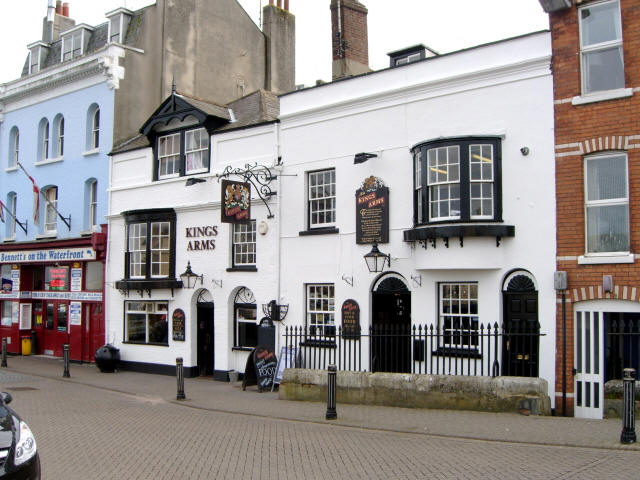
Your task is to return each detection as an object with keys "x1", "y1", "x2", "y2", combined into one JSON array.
[{"x1": 0, "y1": 0, "x2": 549, "y2": 87}]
